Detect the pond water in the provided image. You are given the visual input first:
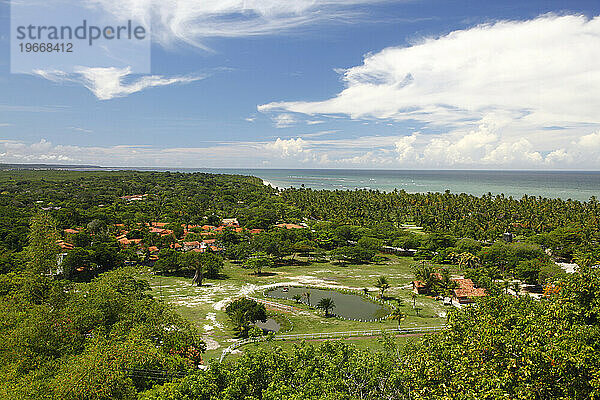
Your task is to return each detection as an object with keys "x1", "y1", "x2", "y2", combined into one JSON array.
[
  {"x1": 254, "y1": 318, "x2": 281, "y2": 332},
  {"x1": 266, "y1": 287, "x2": 390, "y2": 321}
]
